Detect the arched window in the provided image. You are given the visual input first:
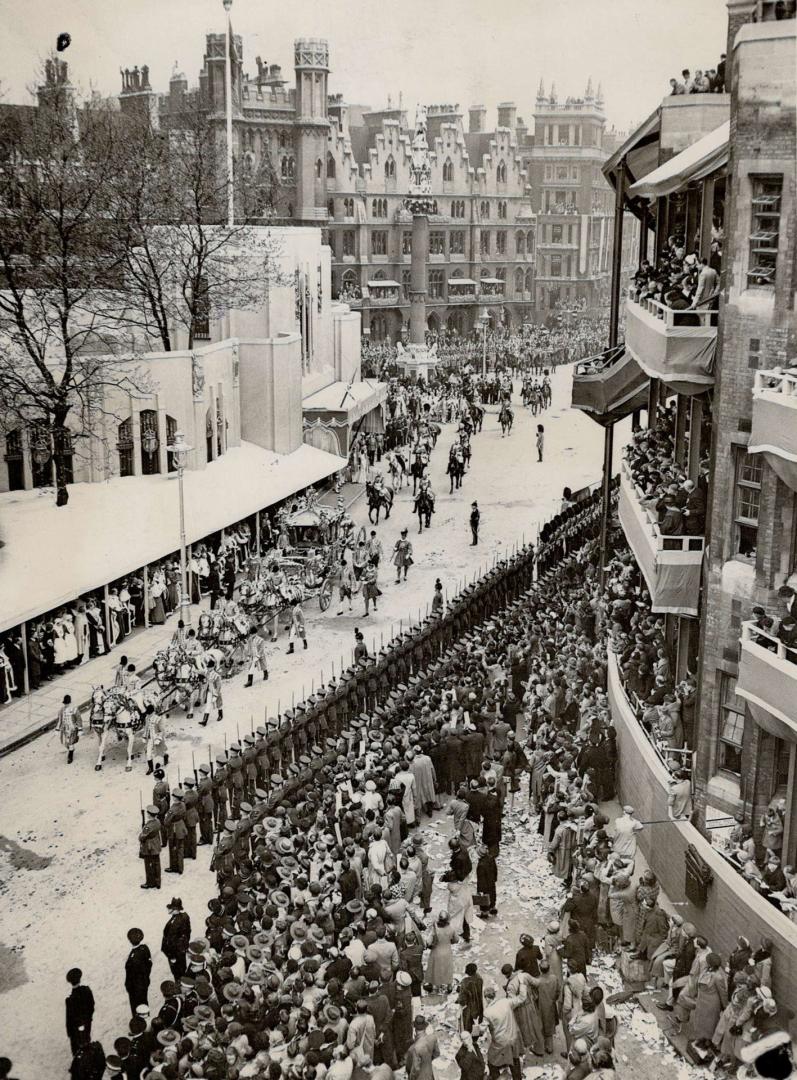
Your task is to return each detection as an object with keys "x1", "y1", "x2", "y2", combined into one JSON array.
[
  {"x1": 516, "y1": 231, "x2": 525, "y2": 255},
  {"x1": 279, "y1": 132, "x2": 286, "y2": 149},
  {"x1": 206, "y1": 408, "x2": 214, "y2": 463},
  {"x1": 450, "y1": 201, "x2": 456, "y2": 218},
  {"x1": 287, "y1": 157, "x2": 295, "y2": 180},
  {"x1": 496, "y1": 267, "x2": 506, "y2": 285},
  {"x1": 385, "y1": 155, "x2": 396, "y2": 179},
  {"x1": 443, "y1": 158, "x2": 453, "y2": 182},
  {"x1": 401, "y1": 269, "x2": 412, "y2": 300},
  {"x1": 327, "y1": 153, "x2": 336, "y2": 179},
  {"x1": 527, "y1": 230, "x2": 534, "y2": 255},
  {"x1": 166, "y1": 415, "x2": 177, "y2": 473},
  {"x1": 327, "y1": 198, "x2": 335, "y2": 217},
  {"x1": 432, "y1": 200, "x2": 438, "y2": 214},
  {"x1": 514, "y1": 268, "x2": 525, "y2": 296},
  {"x1": 315, "y1": 159, "x2": 323, "y2": 179},
  {"x1": 373, "y1": 269, "x2": 385, "y2": 281},
  {"x1": 497, "y1": 160, "x2": 507, "y2": 183},
  {"x1": 429, "y1": 270, "x2": 444, "y2": 299},
  {"x1": 281, "y1": 157, "x2": 288, "y2": 179},
  {"x1": 118, "y1": 417, "x2": 134, "y2": 477},
  {"x1": 525, "y1": 269, "x2": 533, "y2": 296}
]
